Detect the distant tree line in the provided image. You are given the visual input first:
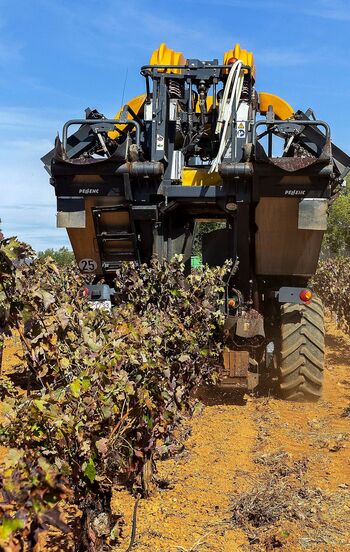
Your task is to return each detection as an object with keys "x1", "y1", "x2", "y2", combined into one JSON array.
[
  {"x1": 322, "y1": 175, "x2": 350, "y2": 256},
  {"x1": 38, "y1": 246, "x2": 75, "y2": 266}
]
